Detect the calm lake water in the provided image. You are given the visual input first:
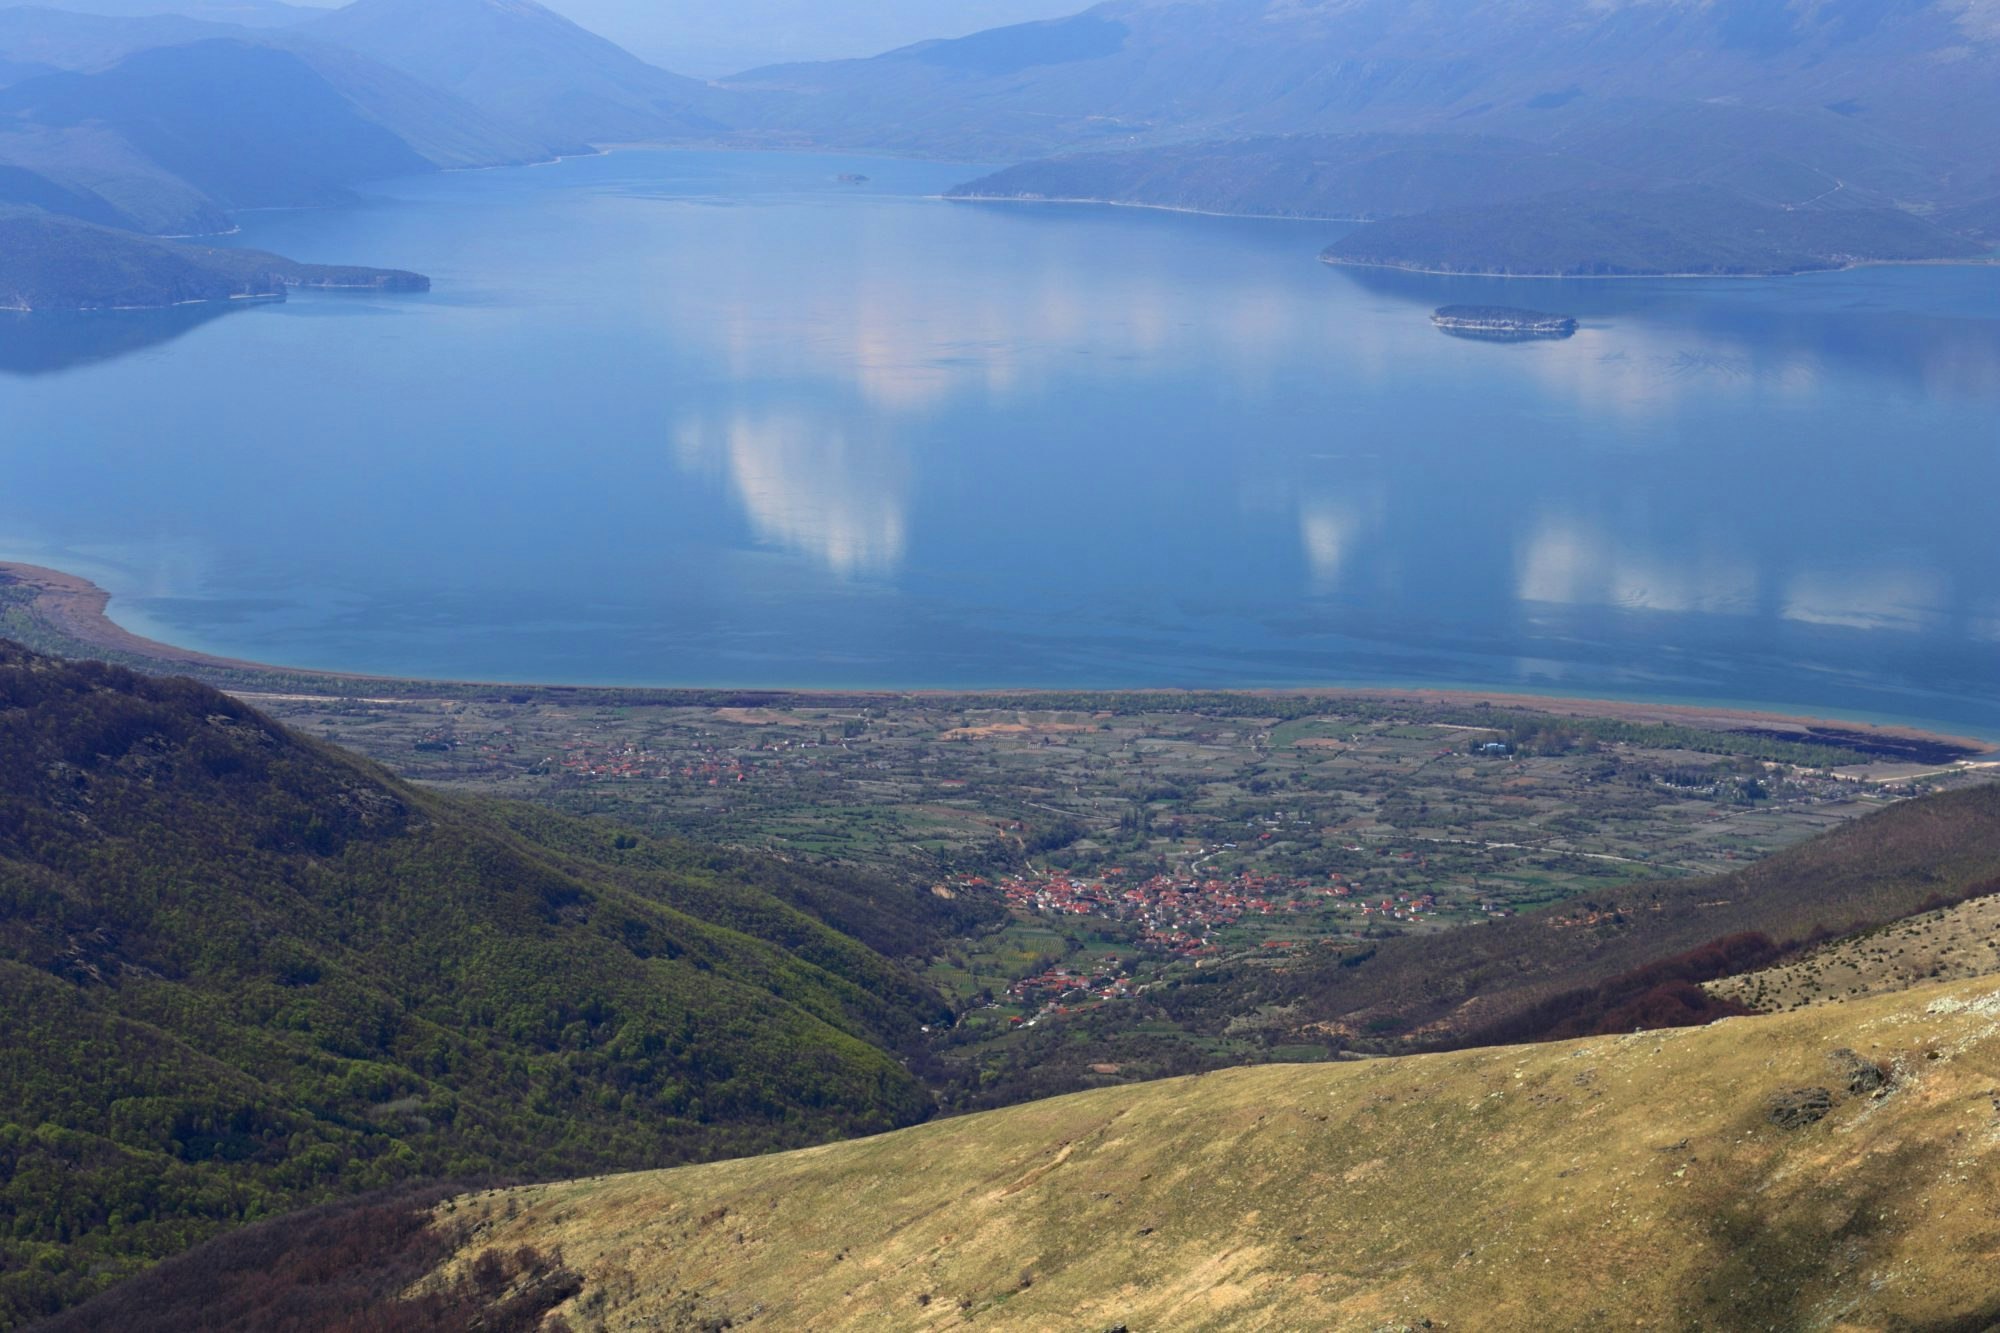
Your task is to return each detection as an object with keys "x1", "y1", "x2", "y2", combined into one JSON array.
[{"x1": 3, "y1": 150, "x2": 1997, "y2": 734}]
